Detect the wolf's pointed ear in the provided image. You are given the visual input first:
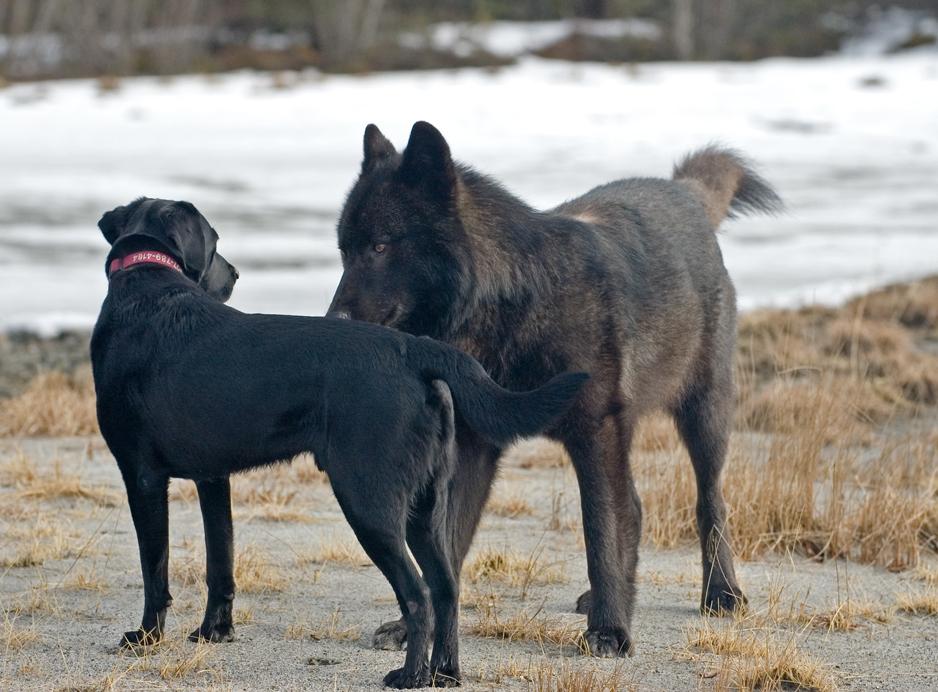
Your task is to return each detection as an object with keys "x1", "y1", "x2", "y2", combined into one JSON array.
[
  {"x1": 98, "y1": 206, "x2": 128, "y2": 245},
  {"x1": 362, "y1": 124, "x2": 396, "y2": 174},
  {"x1": 399, "y1": 121, "x2": 456, "y2": 200}
]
